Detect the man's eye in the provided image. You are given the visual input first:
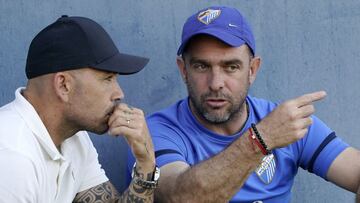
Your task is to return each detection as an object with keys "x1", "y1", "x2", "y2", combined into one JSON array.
[
  {"x1": 105, "y1": 76, "x2": 114, "y2": 81},
  {"x1": 193, "y1": 63, "x2": 208, "y2": 71},
  {"x1": 225, "y1": 65, "x2": 240, "y2": 72}
]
